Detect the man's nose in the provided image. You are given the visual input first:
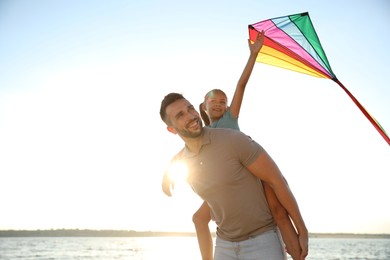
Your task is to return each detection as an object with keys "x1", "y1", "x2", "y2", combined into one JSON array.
[
  {"x1": 187, "y1": 113, "x2": 196, "y2": 120},
  {"x1": 186, "y1": 111, "x2": 197, "y2": 120}
]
